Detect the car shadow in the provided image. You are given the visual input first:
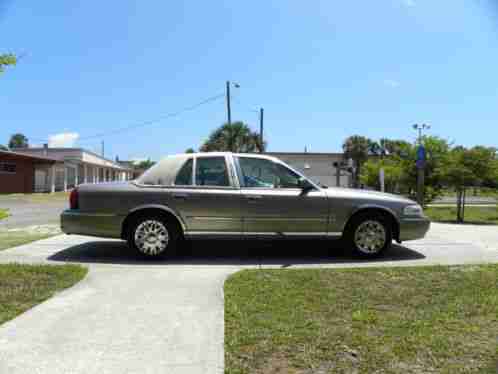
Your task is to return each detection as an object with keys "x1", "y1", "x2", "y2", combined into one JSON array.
[{"x1": 48, "y1": 239, "x2": 426, "y2": 266}]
